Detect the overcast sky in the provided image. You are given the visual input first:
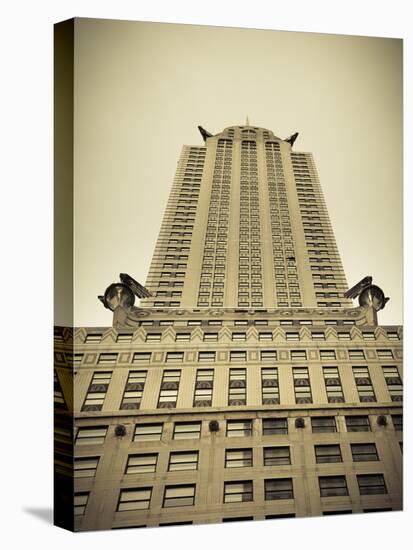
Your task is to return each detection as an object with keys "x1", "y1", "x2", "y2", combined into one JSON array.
[{"x1": 72, "y1": 18, "x2": 402, "y2": 326}]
